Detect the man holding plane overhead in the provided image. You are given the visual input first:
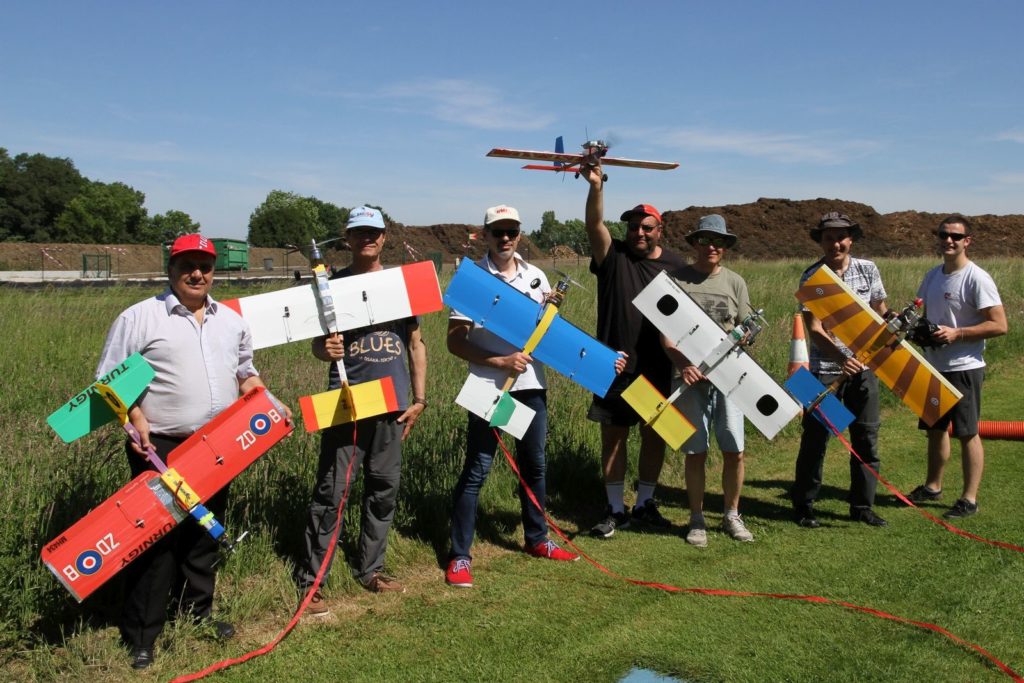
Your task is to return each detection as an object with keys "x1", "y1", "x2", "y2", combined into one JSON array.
[
  {"x1": 581, "y1": 162, "x2": 686, "y2": 538},
  {"x1": 792, "y1": 212, "x2": 890, "y2": 529},
  {"x1": 444, "y1": 205, "x2": 579, "y2": 589},
  {"x1": 96, "y1": 233, "x2": 292, "y2": 670},
  {"x1": 295, "y1": 206, "x2": 428, "y2": 612}
]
